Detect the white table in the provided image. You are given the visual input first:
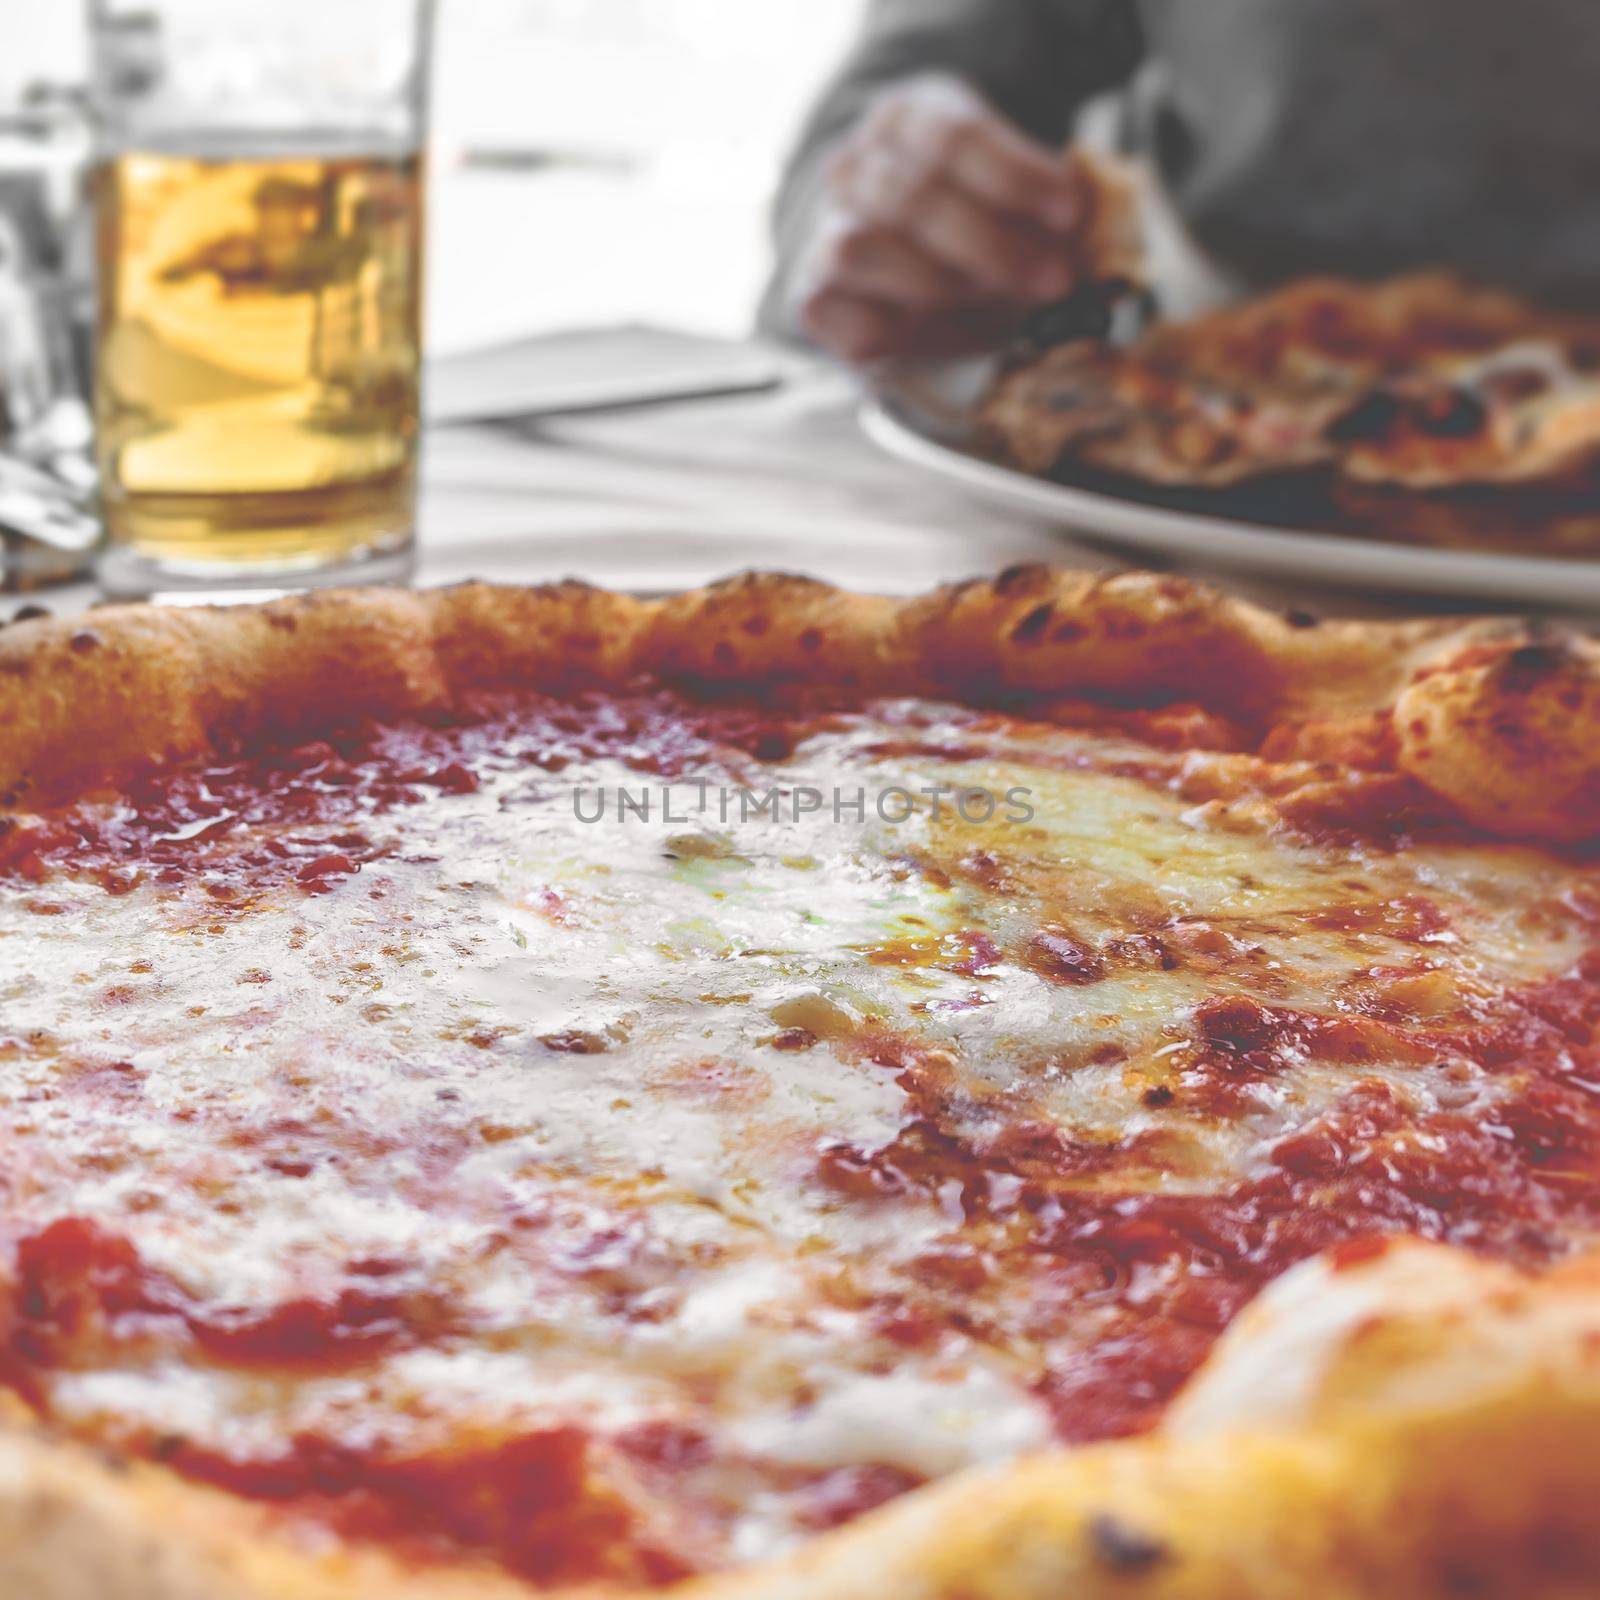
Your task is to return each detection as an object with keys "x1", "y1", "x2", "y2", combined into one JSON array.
[
  {"x1": 415, "y1": 354, "x2": 1542, "y2": 619},
  {"x1": 11, "y1": 347, "x2": 1544, "y2": 621},
  {"x1": 417, "y1": 357, "x2": 1083, "y2": 597}
]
